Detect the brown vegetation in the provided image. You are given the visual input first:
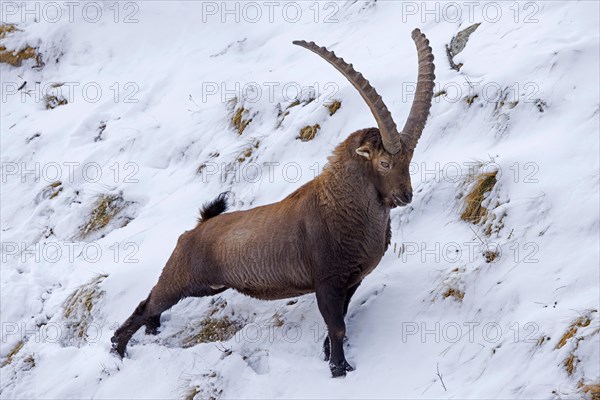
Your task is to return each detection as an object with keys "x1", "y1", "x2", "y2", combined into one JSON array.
[
  {"x1": 298, "y1": 124, "x2": 321, "y2": 142},
  {"x1": 461, "y1": 171, "x2": 498, "y2": 224}
]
